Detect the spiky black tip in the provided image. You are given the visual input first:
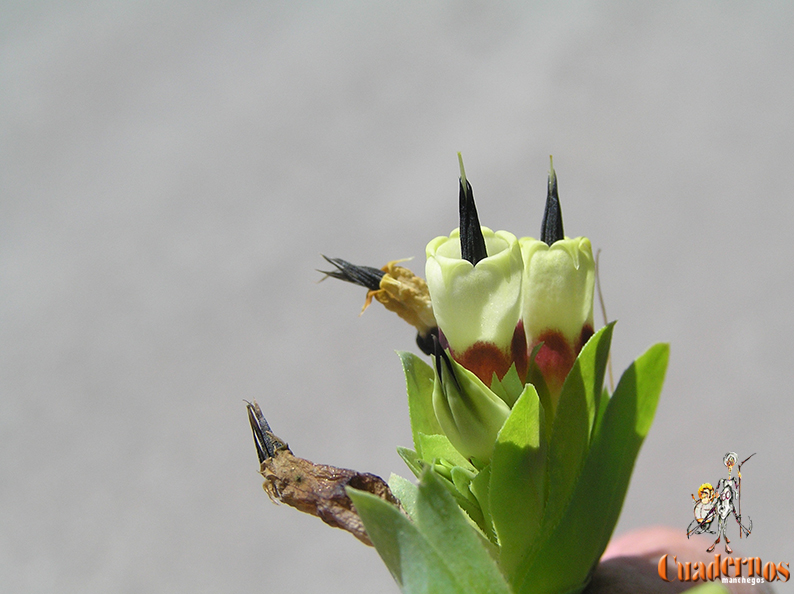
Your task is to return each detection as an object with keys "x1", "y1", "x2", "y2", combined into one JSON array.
[
  {"x1": 540, "y1": 158, "x2": 564, "y2": 245},
  {"x1": 431, "y1": 334, "x2": 462, "y2": 394},
  {"x1": 458, "y1": 154, "x2": 487, "y2": 265},
  {"x1": 319, "y1": 256, "x2": 384, "y2": 291},
  {"x1": 246, "y1": 400, "x2": 277, "y2": 464}
]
